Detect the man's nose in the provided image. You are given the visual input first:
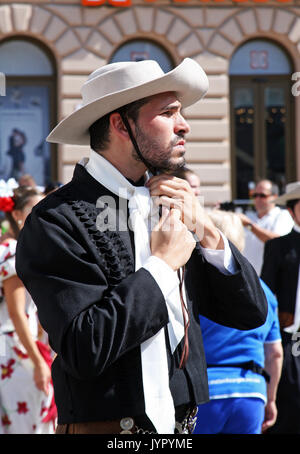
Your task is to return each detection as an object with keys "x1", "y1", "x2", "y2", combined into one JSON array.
[{"x1": 175, "y1": 113, "x2": 191, "y2": 135}]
